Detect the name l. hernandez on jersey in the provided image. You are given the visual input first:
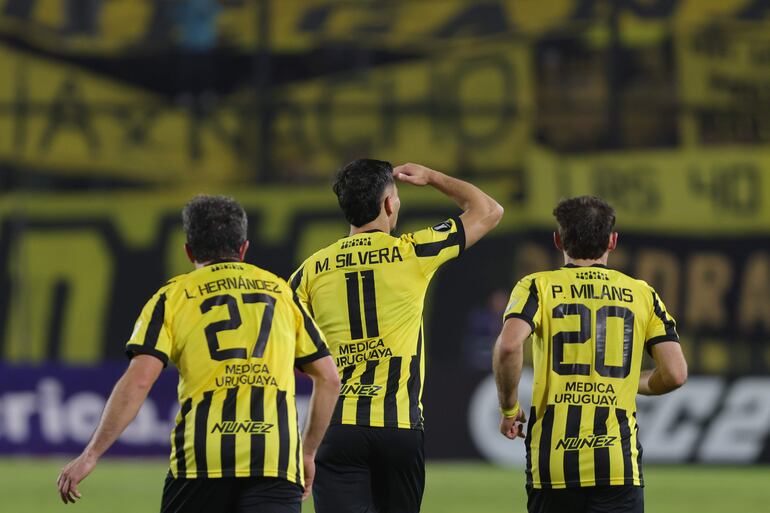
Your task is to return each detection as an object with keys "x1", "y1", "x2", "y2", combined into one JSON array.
[
  {"x1": 291, "y1": 217, "x2": 465, "y2": 430},
  {"x1": 126, "y1": 261, "x2": 329, "y2": 485},
  {"x1": 504, "y1": 264, "x2": 678, "y2": 489}
]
